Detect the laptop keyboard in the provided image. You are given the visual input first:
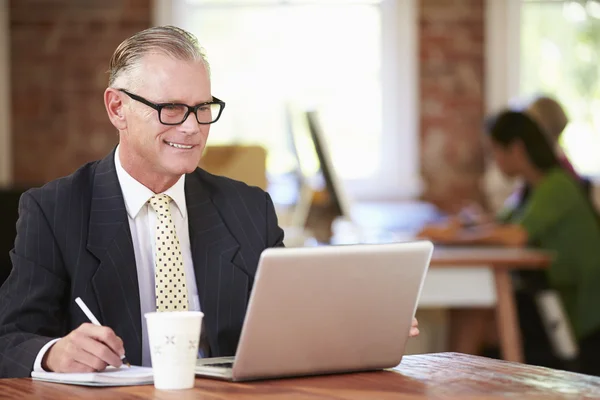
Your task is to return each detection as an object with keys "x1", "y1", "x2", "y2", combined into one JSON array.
[{"x1": 204, "y1": 362, "x2": 234, "y2": 368}]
